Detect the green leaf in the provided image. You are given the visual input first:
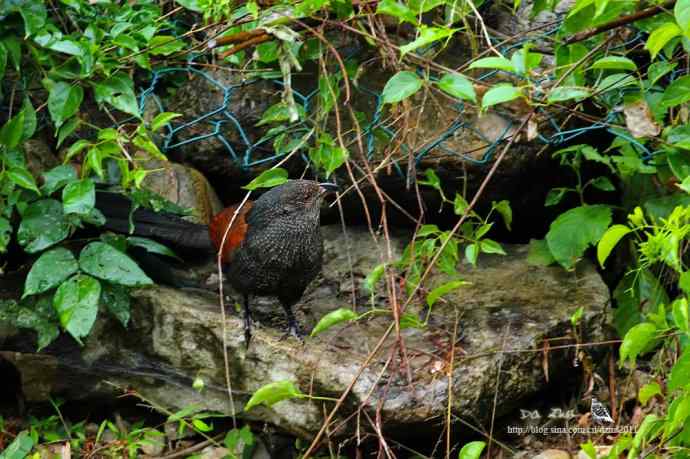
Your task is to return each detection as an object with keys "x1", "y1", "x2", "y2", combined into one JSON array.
[
  {"x1": 21, "y1": 97, "x2": 36, "y2": 141},
  {"x1": 53, "y1": 274, "x2": 101, "y2": 342},
  {"x1": 417, "y1": 224, "x2": 440, "y2": 237},
  {"x1": 594, "y1": 73, "x2": 637, "y2": 93},
  {"x1": 79, "y1": 242, "x2": 153, "y2": 287},
  {"x1": 492, "y1": 200, "x2": 512, "y2": 230},
  {"x1": 546, "y1": 86, "x2": 591, "y2": 103},
  {"x1": 399, "y1": 26, "x2": 456, "y2": 56},
  {"x1": 673, "y1": 297, "x2": 690, "y2": 333},
  {"x1": 56, "y1": 117, "x2": 79, "y2": 148},
  {"x1": 23, "y1": 248, "x2": 78, "y2": 298},
  {"x1": 468, "y1": 56, "x2": 516, "y2": 72},
  {"x1": 458, "y1": 441, "x2": 486, "y2": 459},
  {"x1": 480, "y1": 239, "x2": 506, "y2": 255},
  {"x1": 646, "y1": 22, "x2": 682, "y2": 59},
  {"x1": 48, "y1": 39, "x2": 83, "y2": 56},
  {"x1": 127, "y1": 236, "x2": 180, "y2": 260},
  {"x1": 101, "y1": 282, "x2": 131, "y2": 327},
  {"x1": 0, "y1": 218, "x2": 10, "y2": 253},
  {"x1": 399, "y1": 312, "x2": 425, "y2": 329},
  {"x1": 382, "y1": 71, "x2": 423, "y2": 104},
  {"x1": 257, "y1": 41, "x2": 280, "y2": 63},
  {"x1": 481, "y1": 84, "x2": 522, "y2": 110},
  {"x1": 666, "y1": 394, "x2": 690, "y2": 437},
  {"x1": 244, "y1": 380, "x2": 304, "y2": 411},
  {"x1": 662, "y1": 75, "x2": 690, "y2": 108},
  {"x1": 308, "y1": 134, "x2": 349, "y2": 178},
  {"x1": 364, "y1": 263, "x2": 386, "y2": 292},
  {"x1": 427, "y1": 280, "x2": 468, "y2": 307},
  {"x1": 18, "y1": 0, "x2": 47, "y2": 37},
  {"x1": 175, "y1": 0, "x2": 204, "y2": 12},
  {"x1": 62, "y1": 178, "x2": 95, "y2": 215},
  {"x1": 465, "y1": 243, "x2": 479, "y2": 266},
  {"x1": 94, "y1": 74, "x2": 140, "y2": 117},
  {"x1": 242, "y1": 168, "x2": 289, "y2": 190},
  {"x1": 48, "y1": 82, "x2": 84, "y2": 129},
  {"x1": 0, "y1": 431, "x2": 34, "y2": 459},
  {"x1": 511, "y1": 45, "x2": 543, "y2": 75},
  {"x1": 589, "y1": 56, "x2": 637, "y2": 71},
  {"x1": 310, "y1": 308, "x2": 358, "y2": 337},
  {"x1": 3, "y1": 36, "x2": 21, "y2": 72},
  {"x1": 150, "y1": 112, "x2": 182, "y2": 132},
  {"x1": 596, "y1": 224, "x2": 631, "y2": 267},
  {"x1": 0, "y1": 109, "x2": 25, "y2": 148},
  {"x1": 256, "y1": 103, "x2": 295, "y2": 126},
  {"x1": 669, "y1": 350, "x2": 690, "y2": 391},
  {"x1": 419, "y1": 169, "x2": 443, "y2": 193},
  {"x1": 545, "y1": 188, "x2": 569, "y2": 206},
  {"x1": 620, "y1": 322, "x2": 658, "y2": 365},
  {"x1": 570, "y1": 306, "x2": 584, "y2": 326},
  {"x1": 546, "y1": 205, "x2": 612, "y2": 270},
  {"x1": 149, "y1": 35, "x2": 185, "y2": 56},
  {"x1": 192, "y1": 418, "x2": 213, "y2": 432},
  {"x1": 680, "y1": 271, "x2": 690, "y2": 295},
  {"x1": 437, "y1": 73, "x2": 476, "y2": 102},
  {"x1": 638, "y1": 382, "x2": 661, "y2": 405},
  {"x1": 376, "y1": 0, "x2": 416, "y2": 23},
  {"x1": 648, "y1": 61, "x2": 676, "y2": 86},
  {"x1": 0, "y1": 44, "x2": 6, "y2": 82},
  {"x1": 676, "y1": 0, "x2": 690, "y2": 35},
  {"x1": 7, "y1": 167, "x2": 39, "y2": 193},
  {"x1": 64, "y1": 139, "x2": 91, "y2": 162},
  {"x1": 41, "y1": 165, "x2": 77, "y2": 195},
  {"x1": 17, "y1": 199, "x2": 71, "y2": 253},
  {"x1": 589, "y1": 176, "x2": 615, "y2": 191}
]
